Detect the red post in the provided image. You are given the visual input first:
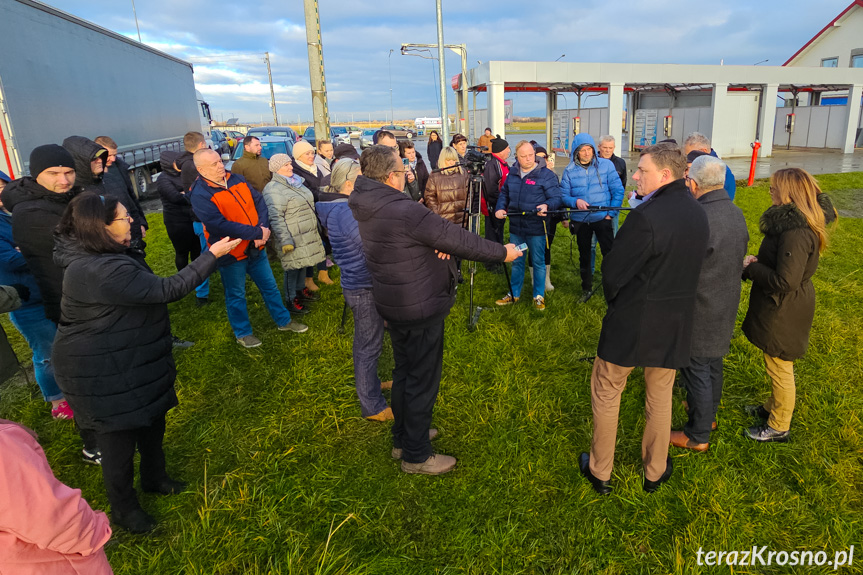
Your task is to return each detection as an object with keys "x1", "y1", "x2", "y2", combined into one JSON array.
[{"x1": 747, "y1": 140, "x2": 761, "y2": 187}]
